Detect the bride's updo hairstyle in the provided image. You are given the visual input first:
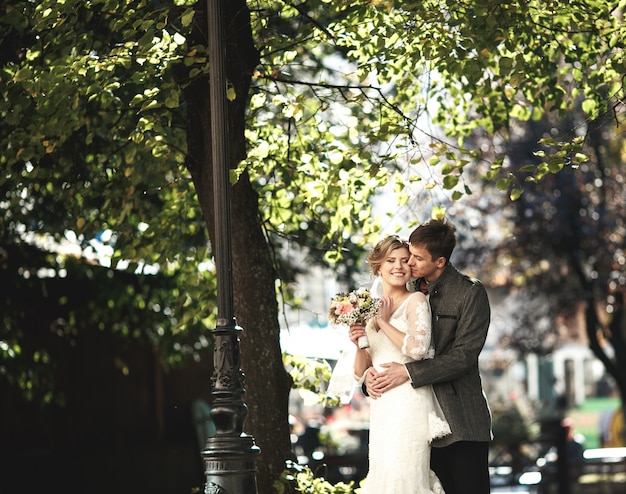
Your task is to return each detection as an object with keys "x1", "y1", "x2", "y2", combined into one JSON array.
[{"x1": 366, "y1": 235, "x2": 410, "y2": 276}]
